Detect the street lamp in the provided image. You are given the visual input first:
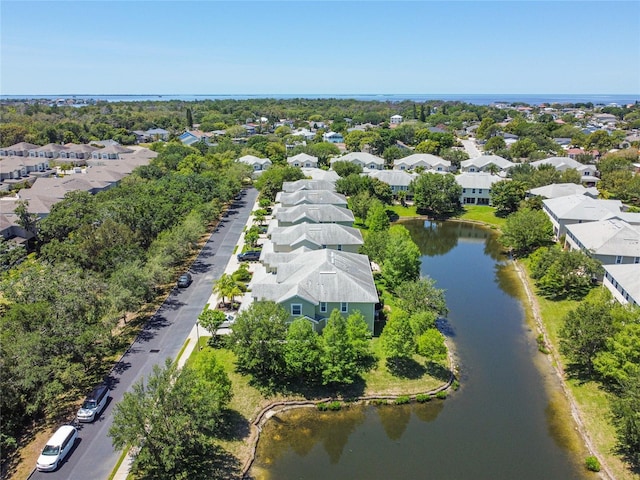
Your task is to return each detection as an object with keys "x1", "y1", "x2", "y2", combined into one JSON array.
[{"x1": 195, "y1": 320, "x2": 202, "y2": 351}]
